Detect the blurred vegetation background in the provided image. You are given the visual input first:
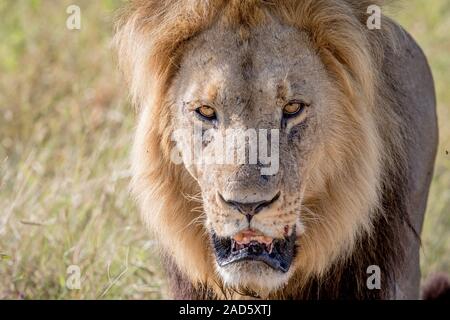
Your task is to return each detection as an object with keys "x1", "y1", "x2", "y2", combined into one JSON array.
[{"x1": 0, "y1": 0, "x2": 448, "y2": 299}]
